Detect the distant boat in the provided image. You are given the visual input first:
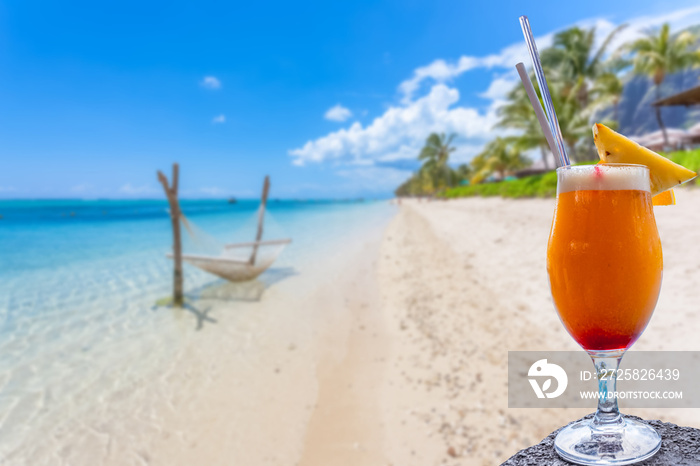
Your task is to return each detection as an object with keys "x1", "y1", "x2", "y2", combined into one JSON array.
[{"x1": 227, "y1": 197, "x2": 237, "y2": 204}]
